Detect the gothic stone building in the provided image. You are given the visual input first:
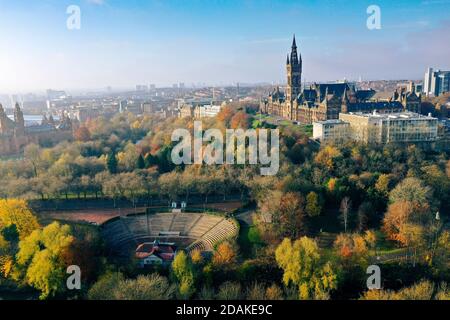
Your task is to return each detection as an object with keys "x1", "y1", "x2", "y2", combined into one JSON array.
[
  {"x1": 260, "y1": 36, "x2": 422, "y2": 124},
  {"x1": 0, "y1": 103, "x2": 73, "y2": 156}
]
